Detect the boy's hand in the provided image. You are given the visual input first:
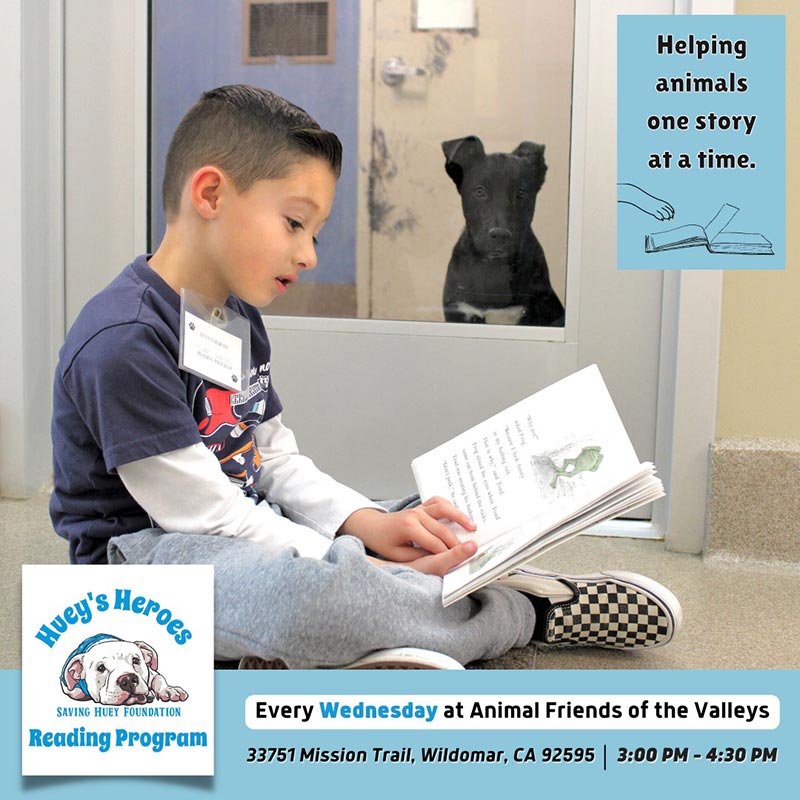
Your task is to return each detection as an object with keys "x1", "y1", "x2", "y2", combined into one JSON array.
[
  {"x1": 340, "y1": 497, "x2": 477, "y2": 572},
  {"x1": 366, "y1": 540, "x2": 478, "y2": 577}
]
